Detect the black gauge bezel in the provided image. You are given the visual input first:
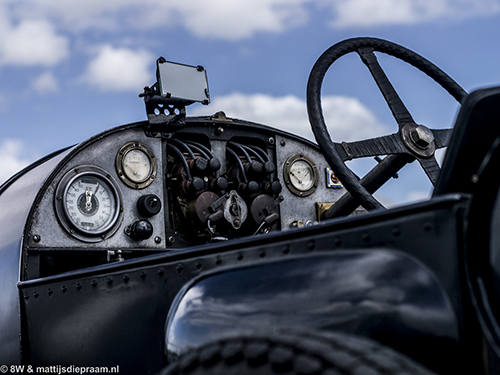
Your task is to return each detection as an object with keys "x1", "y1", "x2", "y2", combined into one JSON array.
[
  {"x1": 55, "y1": 165, "x2": 123, "y2": 242},
  {"x1": 115, "y1": 142, "x2": 157, "y2": 189},
  {"x1": 283, "y1": 153, "x2": 319, "y2": 197}
]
